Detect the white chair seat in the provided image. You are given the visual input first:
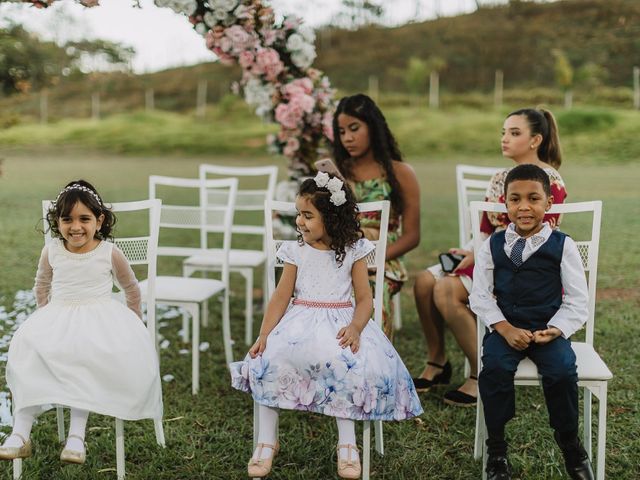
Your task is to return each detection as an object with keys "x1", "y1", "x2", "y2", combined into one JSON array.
[
  {"x1": 184, "y1": 249, "x2": 266, "y2": 269},
  {"x1": 514, "y1": 342, "x2": 613, "y2": 381},
  {"x1": 140, "y1": 276, "x2": 225, "y2": 303}
]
